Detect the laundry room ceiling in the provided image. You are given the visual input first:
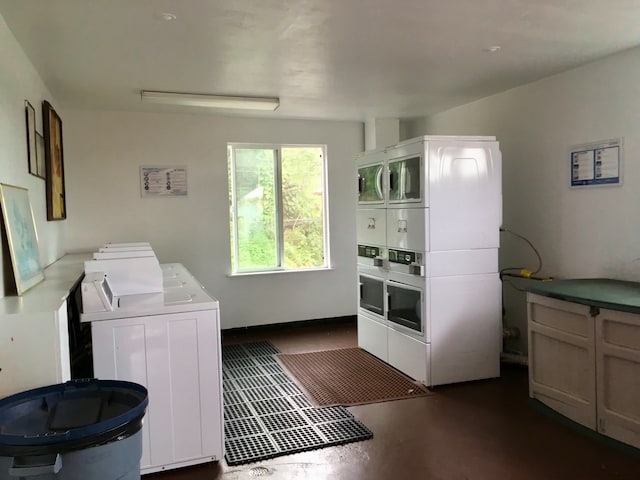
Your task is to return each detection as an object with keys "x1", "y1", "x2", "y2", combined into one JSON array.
[{"x1": 1, "y1": 0, "x2": 640, "y2": 120}]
